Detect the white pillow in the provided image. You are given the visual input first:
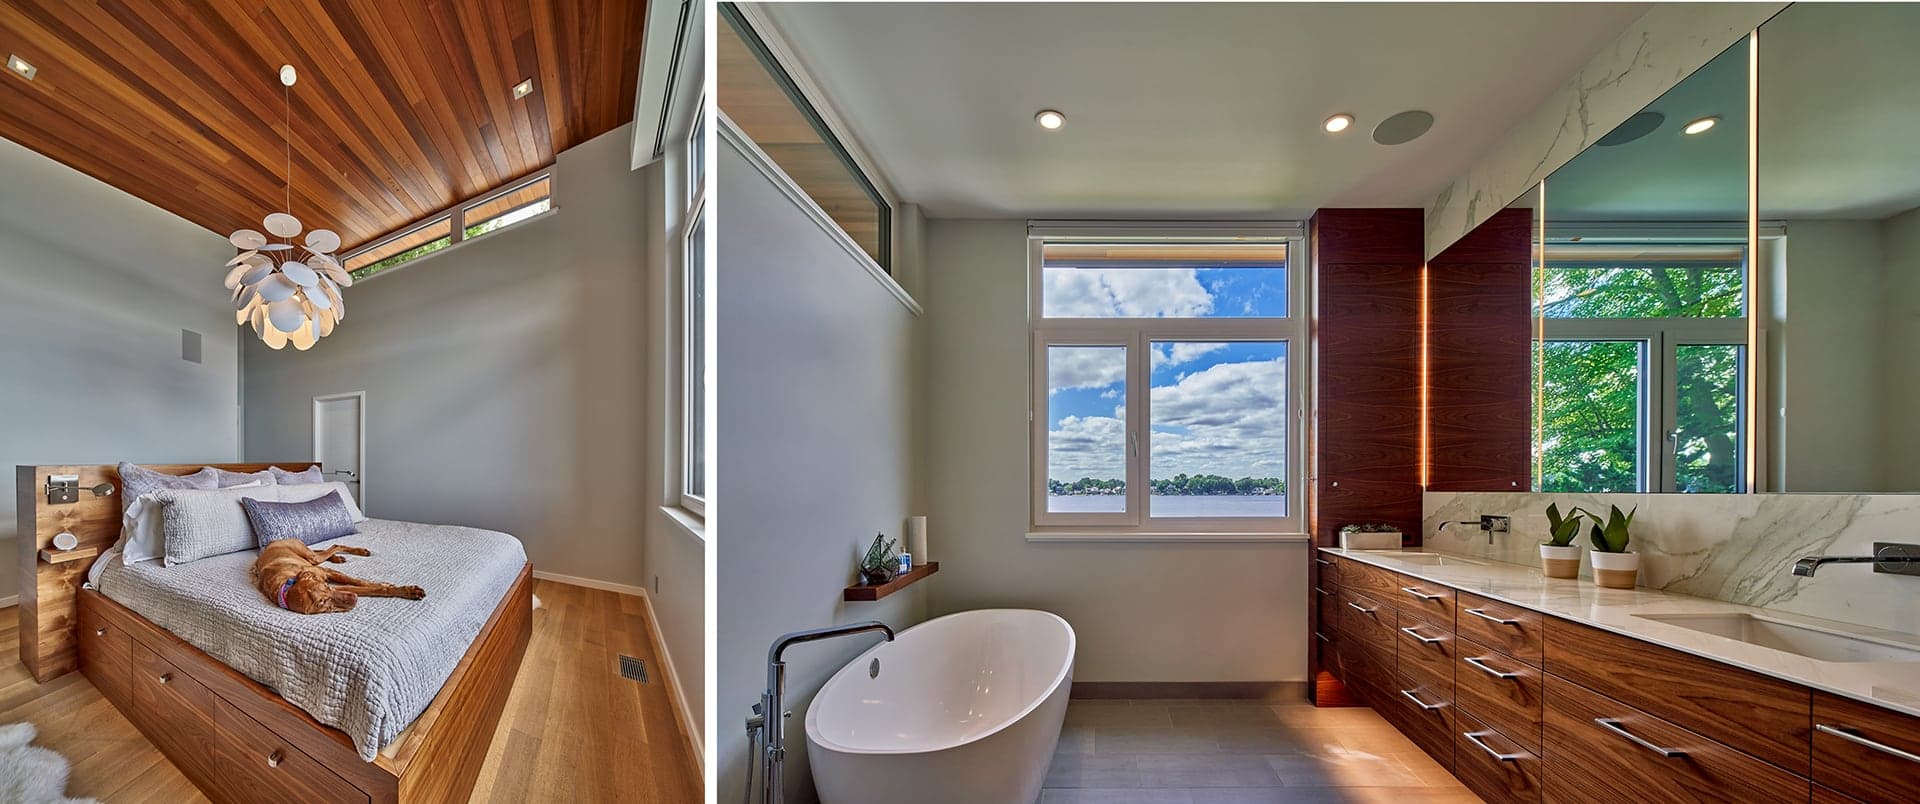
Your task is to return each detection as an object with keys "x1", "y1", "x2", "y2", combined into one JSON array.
[
  {"x1": 278, "y1": 481, "x2": 366, "y2": 522},
  {"x1": 121, "y1": 480, "x2": 268, "y2": 565}
]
